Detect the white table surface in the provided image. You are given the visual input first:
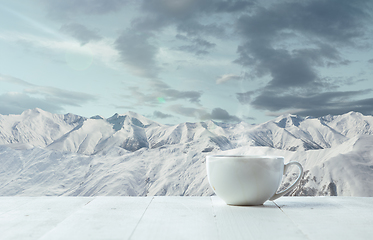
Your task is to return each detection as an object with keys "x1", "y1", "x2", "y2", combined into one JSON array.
[{"x1": 0, "y1": 196, "x2": 372, "y2": 240}]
